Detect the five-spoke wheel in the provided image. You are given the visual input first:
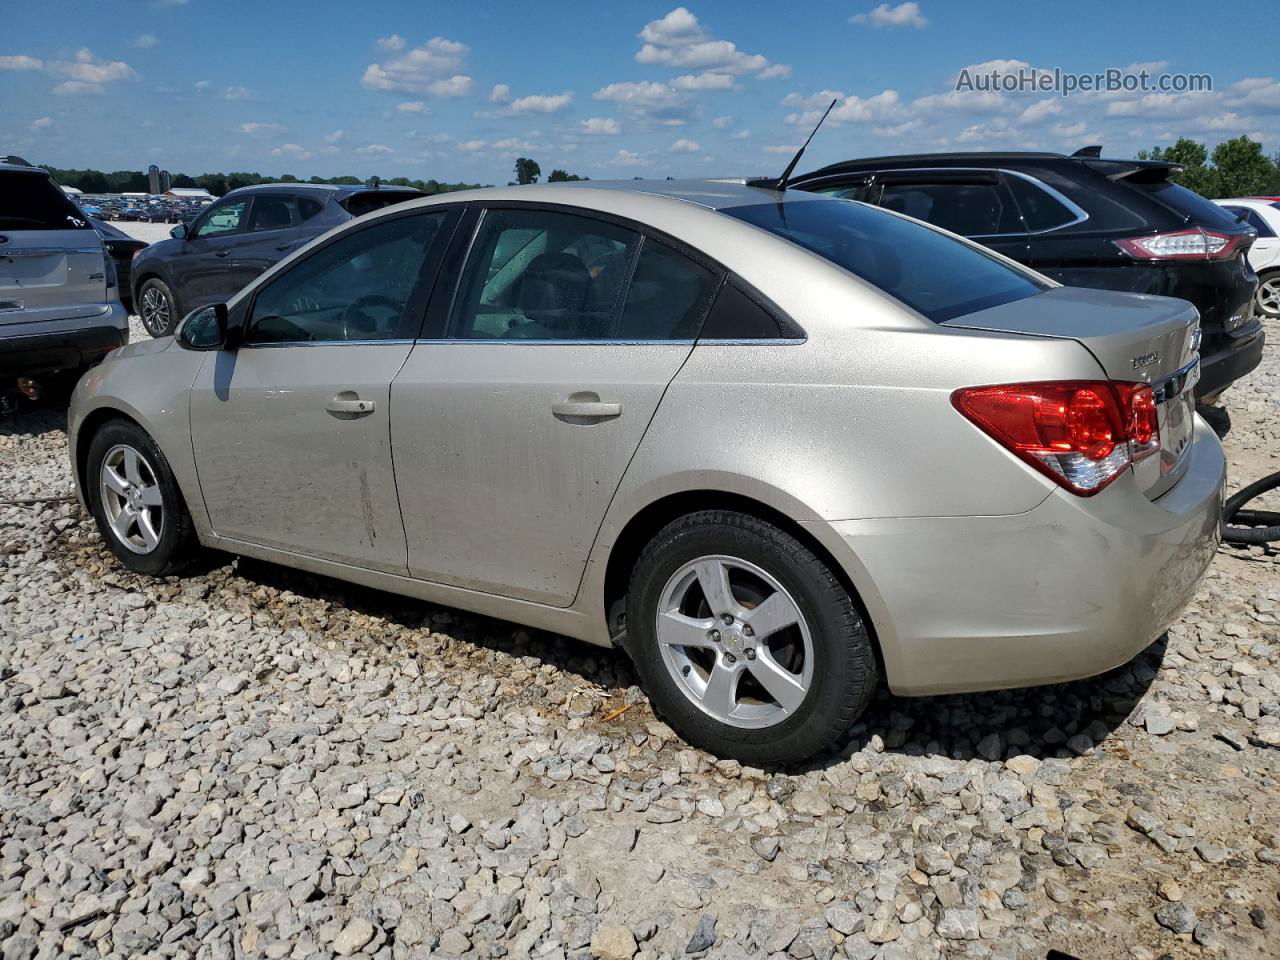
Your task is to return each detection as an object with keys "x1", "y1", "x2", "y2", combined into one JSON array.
[{"x1": 99, "y1": 443, "x2": 165, "y2": 554}]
